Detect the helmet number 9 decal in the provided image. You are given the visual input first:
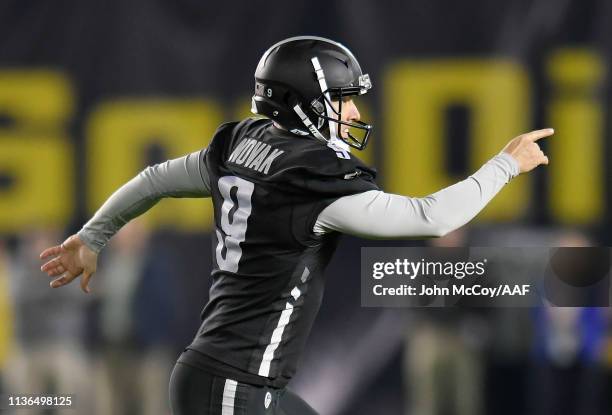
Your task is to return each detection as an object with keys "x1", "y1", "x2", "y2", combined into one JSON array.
[{"x1": 215, "y1": 176, "x2": 255, "y2": 273}]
